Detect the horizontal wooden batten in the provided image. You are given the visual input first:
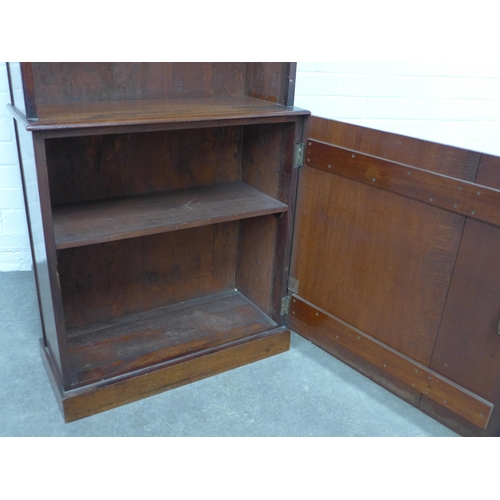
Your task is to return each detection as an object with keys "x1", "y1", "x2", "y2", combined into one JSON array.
[
  {"x1": 306, "y1": 139, "x2": 500, "y2": 228},
  {"x1": 53, "y1": 182, "x2": 287, "y2": 249},
  {"x1": 290, "y1": 295, "x2": 493, "y2": 429}
]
